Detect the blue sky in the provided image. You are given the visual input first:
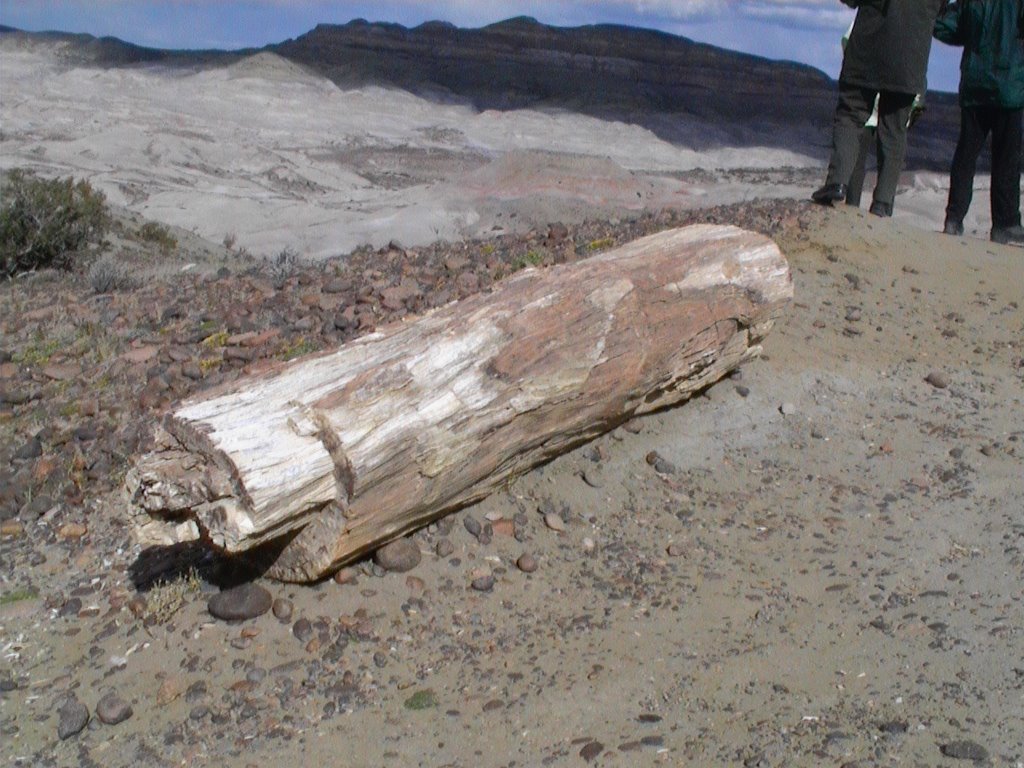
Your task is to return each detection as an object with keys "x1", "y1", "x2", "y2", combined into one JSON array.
[{"x1": 0, "y1": 1, "x2": 962, "y2": 92}]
